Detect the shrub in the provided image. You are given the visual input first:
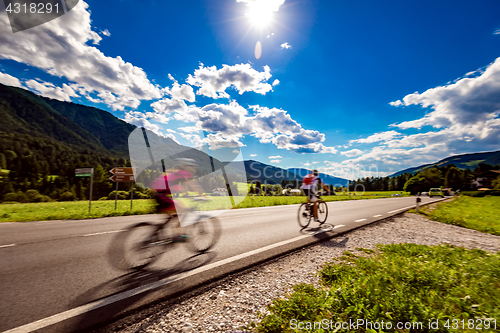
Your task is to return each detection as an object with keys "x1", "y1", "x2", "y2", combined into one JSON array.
[
  {"x1": 25, "y1": 189, "x2": 42, "y2": 203},
  {"x1": 59, "y1": 191, "x2": 75, "y2": 201},
  {"x1": 3, "y1": 192, "x2": 19, "y2": 202},
  {"x1": 107, "y1": 190, "x2": 130, "y2": 200}
]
